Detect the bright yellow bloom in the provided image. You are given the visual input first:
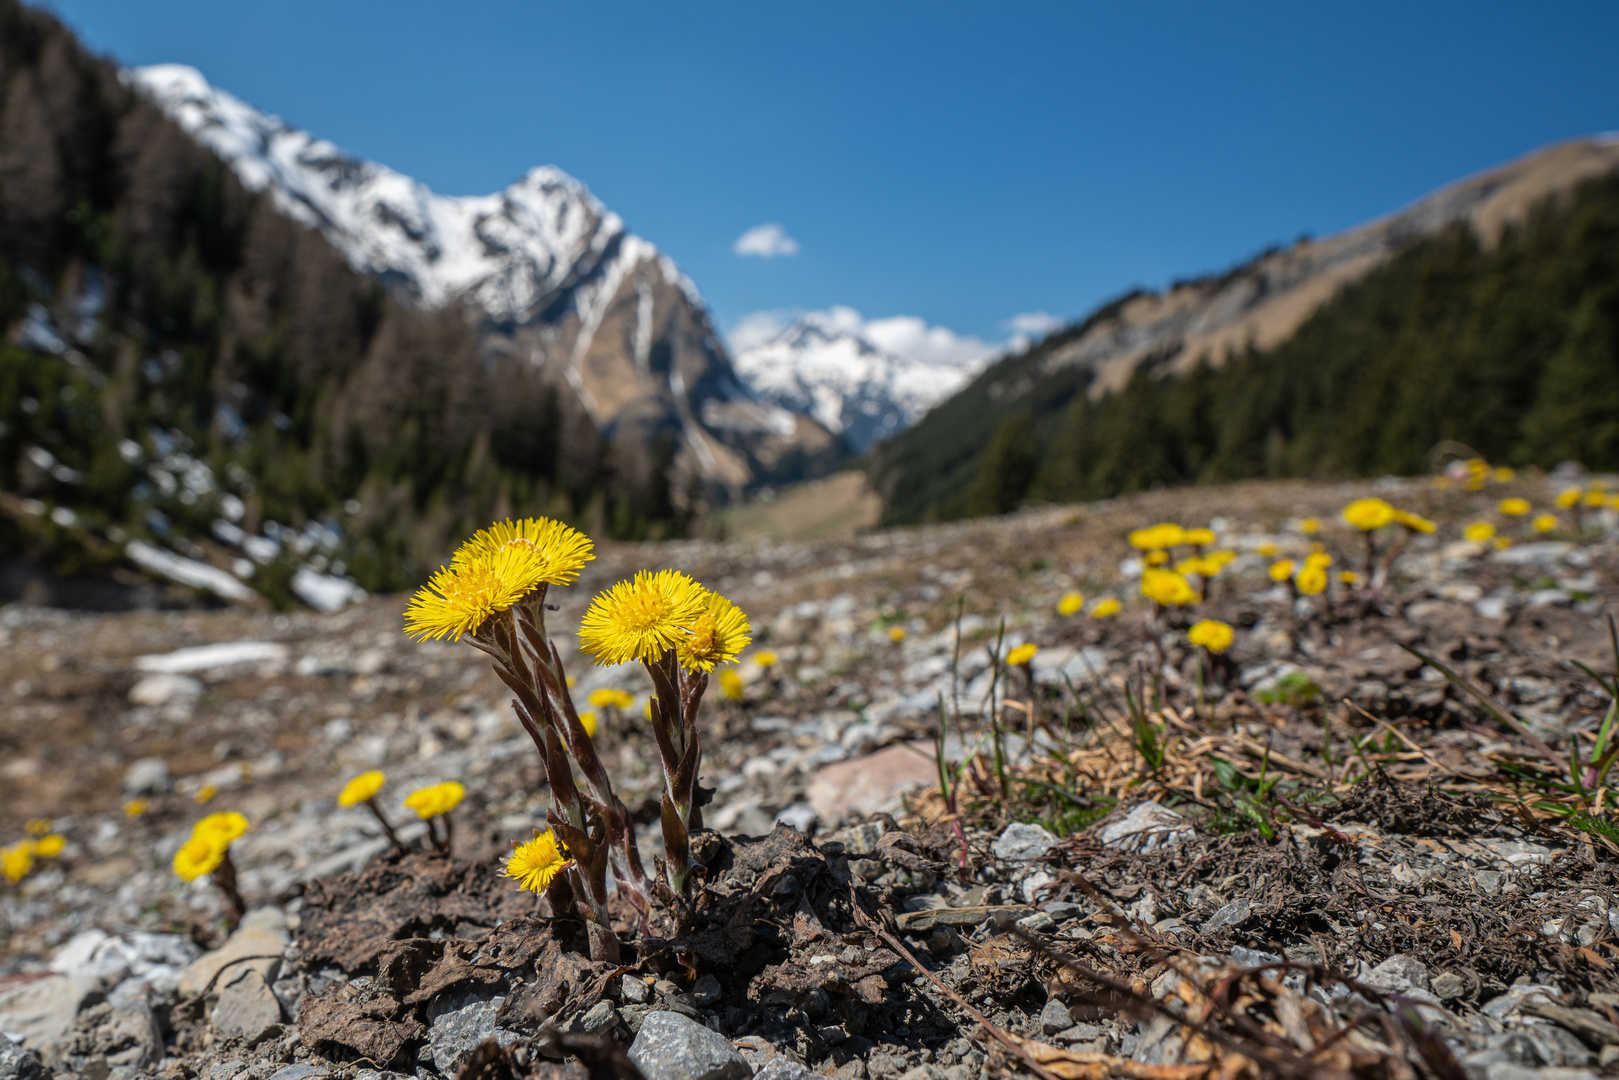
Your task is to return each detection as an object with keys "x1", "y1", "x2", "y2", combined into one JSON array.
[
  {"x1": 1296, "y1": 564, "x2": 1328, "y2": 595},
  {"x1": 886, "y1": 625, "x2": 908, "y2": 642},
  {"x1": 403, "y1": 561, "x2": 527, "y2": 642},
  {"x1": 1127, "y1": 523, "x2": 1186, "y2": 551},
  {"x1": 1205, "y1": 550, "x2": 1236, "y2": 571},
  {"x1": 676, "y1": 590, "x2": 753, "y2": 673},
  {"x1": 1090, "y1": 598, "x2": 1122, "y2": 618},
  {"x1": 718, "y1": 669, "x2": 744, "y2": 700},
  {"x1": 1556, "y1": 488, "x2": 1582, "y2": 509},
  {"x1": 1144, "y1": 550, "x2": 1169, "y2": 567},
  {"x1": 1609, "y1": 496, "x2": 1619, "y2": 510},
  {"x1": 338, "y1": 771, "x2": 386, "y2": 808},
  {"x1": 1463, "y1": 521, "x2": 1496, "y2": 543},
  {"x1": 1493, "y1": 537, "x2": 1512, "y2": 550},
  {"x1": 753, "y1": 650, "x2": 779, "y2": 669},
  {"x1": 3, "y1": 842, "x2": 34, "y2": 883},
  {"x1": 1533, "y1": 513, "x2": 1559, "y2": 534},
  {"x1": 124, "y1": 799, "x2": 149, "y2": 818},
  {"x1": 588, "y1": 688, "x2": 635, "y2": 710},
  {"x1": 1304, "y1": 551, "x2": 1333, "y2": 569},
  {"x1": 578, "y1": 711, "x2": 599, "y2": 738},
  {"x1": 1006, "y1": 643, "x2": 1038, "y2": 667},
  {"x1": 172, "y1": 836, "x2": 223, "y2": 882},
  {"x1": 1057, "y1": 591, "x2": 1084, "y2": 616},
  {"x1": 193, "y1": 812, "x2": 249, "y2": 845},
  {"x1": 1498, "y1": 498, "x2": 1531, "y2": 517},
  {"x1": 1174, "y1": 557, "x2": 1208, "y2": 577},
  {"x1": 1343, "y1": 498, "x2": 1396, "y2": 531},
  {"x1": 194, "y1": 784, "x2": 218, "y2": 805},
  {"x1": 1269, "y1": 559, "x2": 1295, "y2": 582},
  {"x1": 1465, "y1": 457, "x2": 1488, "y2": 476},
  {"x1": 33, "y1": 835, "x2": 65, "y2": 858},
  {"x1": 1493, "y1": 467, "x2": 1516, "y2": 483},
  {"x1": 1184, "y1": 527, "x2": 1216, "y2": 546},
  {"x1": 449, "y1": 517, "x2": 594, "y2": 589},
  {"x1": 1256, "y1": 542, "x2": 1278, "y2": 557},
  {"x1": 578, "y1": 570, "x2": 708, "y2": 666},
  {"x1": 1140, "y1": 569, "x2": 1198, "y2": 606},
  {"x1": 1584, "y1": 490, "x2": 1606, "y2": 508},
  {"x1": 1299, "y1": 518, "x2": 1320, "y2": 534},
  {"x1": 1187, "y1": 619, "x2": 1233, "y2": 653},
  {"x1": 1339, "y1": 570, "x2": 1361, "y2": 585},
  {"x1": 504, "y1": 831, "x2": 572, "y2": 893},
  {"x1": 24, "y1": 818, "x2": 50, "y2": 836},
  {"x1": 404, "y1": 782, "x2": 465, "y2": 820},
  {"x1": 1394, "y1": 510, "x2": 1437, "y2": 534}
]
